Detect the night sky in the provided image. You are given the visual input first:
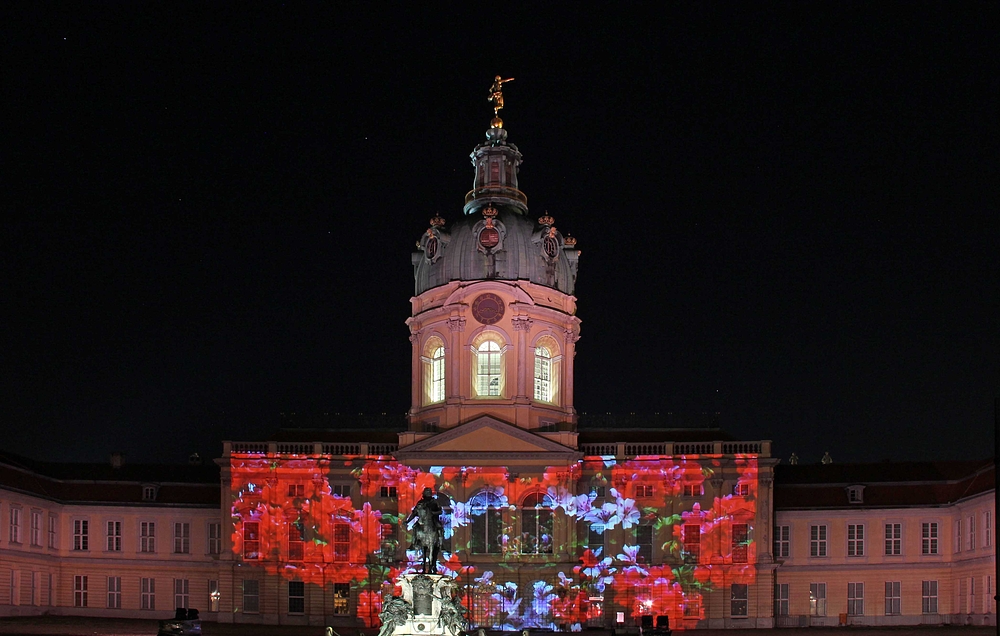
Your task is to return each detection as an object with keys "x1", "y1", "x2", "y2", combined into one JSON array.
[{"x1": 4, "y1": 4, "x2": 997, "y2": 466}]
